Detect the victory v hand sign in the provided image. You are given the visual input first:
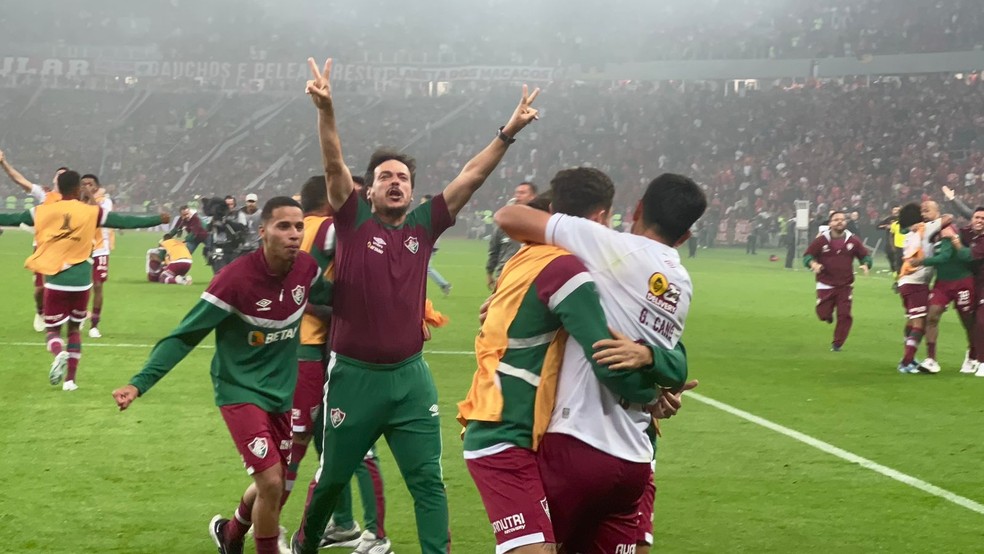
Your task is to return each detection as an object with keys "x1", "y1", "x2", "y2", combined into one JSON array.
[
  {"x1": 306, "y1": 57, "x2": 334, "y2": 111},
  {"x1": 502, "y1": 84, "x2": 541, "y2": 137}
]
